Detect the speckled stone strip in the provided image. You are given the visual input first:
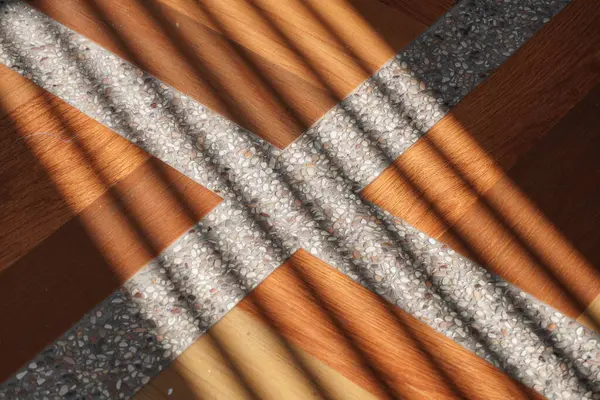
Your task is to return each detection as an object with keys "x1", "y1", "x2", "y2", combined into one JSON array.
[{"x1": 1, "y1": 1, "x2": 599, "y2": 399}]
